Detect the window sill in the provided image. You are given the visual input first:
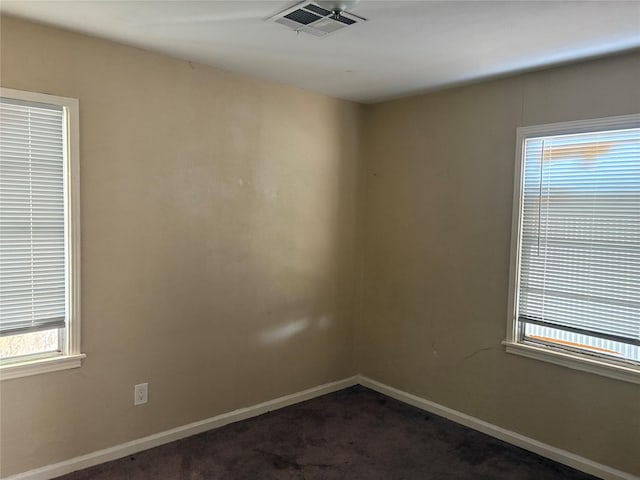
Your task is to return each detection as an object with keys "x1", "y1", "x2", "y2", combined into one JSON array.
[
  {"x1": 0, "y1": 353, "x2": 86, "y2": 381},
  {"x1": 502, "y1": 341, "x2": 640, "y2": 384}
]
